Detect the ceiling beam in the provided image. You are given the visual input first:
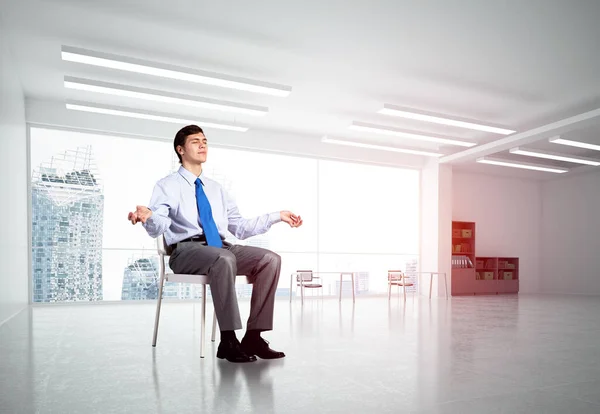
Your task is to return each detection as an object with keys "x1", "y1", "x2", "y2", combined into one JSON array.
[{"x1": 439, "y1": 107, "x2": 600, "y2": 164}]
